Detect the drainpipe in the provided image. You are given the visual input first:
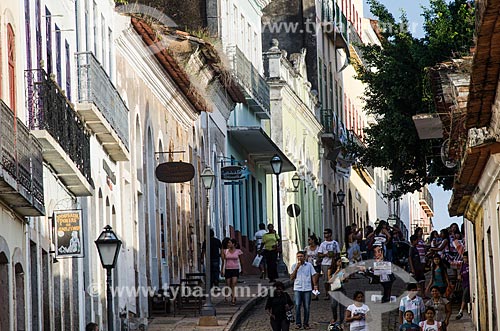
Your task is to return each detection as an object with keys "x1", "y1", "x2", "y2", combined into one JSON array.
[{"x1": 75, "y1": 0, "x2": 80, "y2": 52}]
